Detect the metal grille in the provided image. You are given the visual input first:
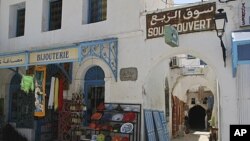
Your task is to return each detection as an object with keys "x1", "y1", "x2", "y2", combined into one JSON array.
[
  {"x1": 49, "y1": 0, "x2": 62, "y2": 30},
  {"x1": 89, "y1": 0, "x2": 107, "y2": 23}
]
